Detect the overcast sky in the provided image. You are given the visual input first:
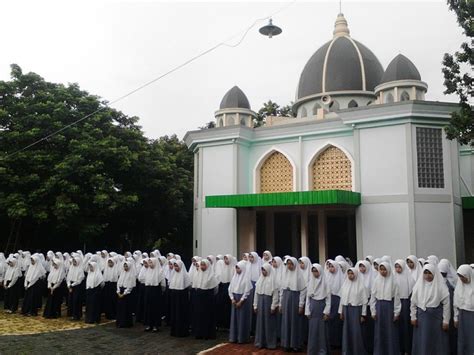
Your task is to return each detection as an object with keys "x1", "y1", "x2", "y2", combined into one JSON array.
[{"x1": 0, "y1": 0, "x2": 466, "y2": 139}]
